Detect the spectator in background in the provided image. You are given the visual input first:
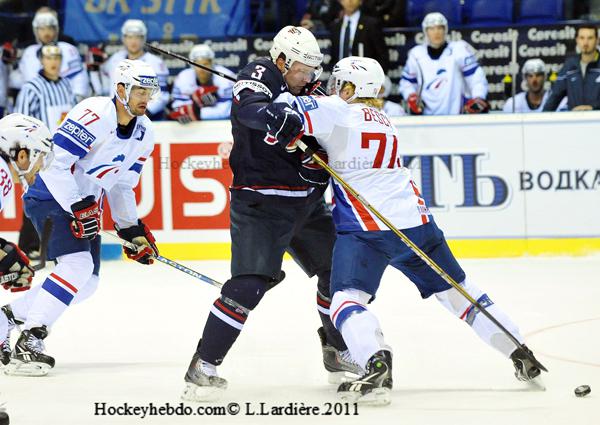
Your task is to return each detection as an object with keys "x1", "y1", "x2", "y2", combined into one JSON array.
[
  {"x1": 168, "y1": 44, "x2": 235, "y2": 123},
  {"x1": 13, "y1": 8, "x2": 89, "y2": 100},
  {"x1": 543, "y1": 25, "x2": 600, "y2": 112},
  {"x1": 301, "y1": 0, "x2": 342, "y2": 32},
  {"x1": 14, "y1": 44, "x2": 76, "y2": 260},
  {"x1": 330, "y1": 0, "x2": 390, "y2": 73},
  {"x1": 102, "y1": 19, "x2": 169, "y2": 120},
  {"x1": 400, "y1": 12, "x2": 488, "y2": 115},
  {"x1": 362, "y1": 0, "x2": 406, "y2": 27}
]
